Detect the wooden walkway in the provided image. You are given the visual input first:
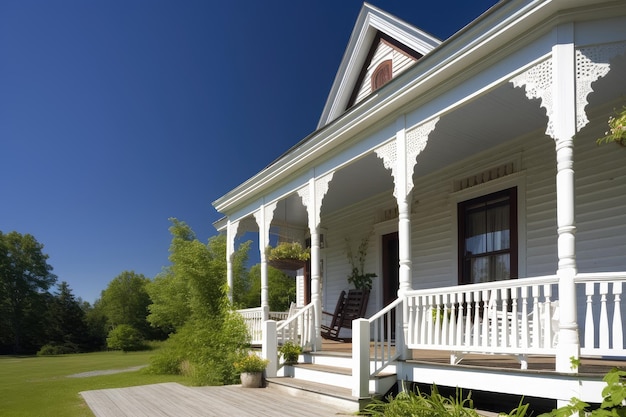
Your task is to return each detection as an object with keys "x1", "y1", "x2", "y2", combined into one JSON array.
[{"x1": 81, "y1": 382, "x2": 353, "y2": 417}]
